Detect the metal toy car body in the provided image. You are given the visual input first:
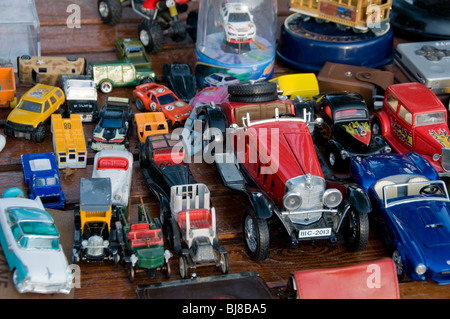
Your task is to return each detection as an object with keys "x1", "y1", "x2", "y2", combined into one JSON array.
[
  {"x1": 194, "y1": 82, "x2": 371, "y2": 261},
  {"x1": 4, "y1": 84, "x2": 65, "y2": 142},
  {"x1": 61, "y1": 75, "x2": 98, "y2": 122},
  {"x1": 21, "y1": 152, "x2": 65, "y2": 210},
  {"x1": 313, "y1": 92, "x2": 391, "y2": 170},
  {"x1": 72, "y1": 177, "x2": 122, "y2": 264},
  {"x1": 133, "y1": 82, "x2": 192, "y2": 127},
  {"x1": 219, "y1": 2, "x2": 256, "y2": 44},
  {"x1": 115, "y1": 38, "x2": 152, "y2": 71},
  {"x1": 203, "y1": 72, "x2": 239, "y2": 88},
  {"x1": 92, "y1": 149, "x2": 134, "y2": 207},
  {"x1": 371, "y1": 82, "x2": 450, "y2": 176},
  {"x1": 163, "y1": 62, "x2": 197, "y2": 102},
  {"x1": 91, "y1": 97, "x2": 133, "y2": 151},
  {"x1": 134, "y1": 112, "x2": 169, "y2": 143},
  {"x1": 0, "y1": 196, "x2": 73, "y2": 294},
  {"x1": 351, "y1": 152, "x2": 450, "y2": 284}
]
